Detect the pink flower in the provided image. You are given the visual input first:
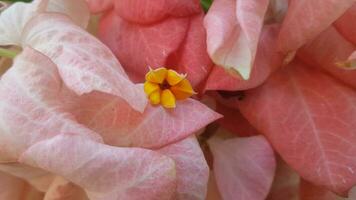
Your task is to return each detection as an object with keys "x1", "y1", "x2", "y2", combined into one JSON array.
[{"x1": 0, "y1": 1, "x2": 221, "y2": 199}]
